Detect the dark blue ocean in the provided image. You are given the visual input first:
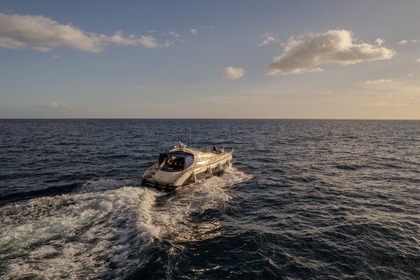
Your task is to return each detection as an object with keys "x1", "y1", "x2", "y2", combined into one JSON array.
[{"x1": 0, "y1": 119, "x2": 419, "y2": 279}]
